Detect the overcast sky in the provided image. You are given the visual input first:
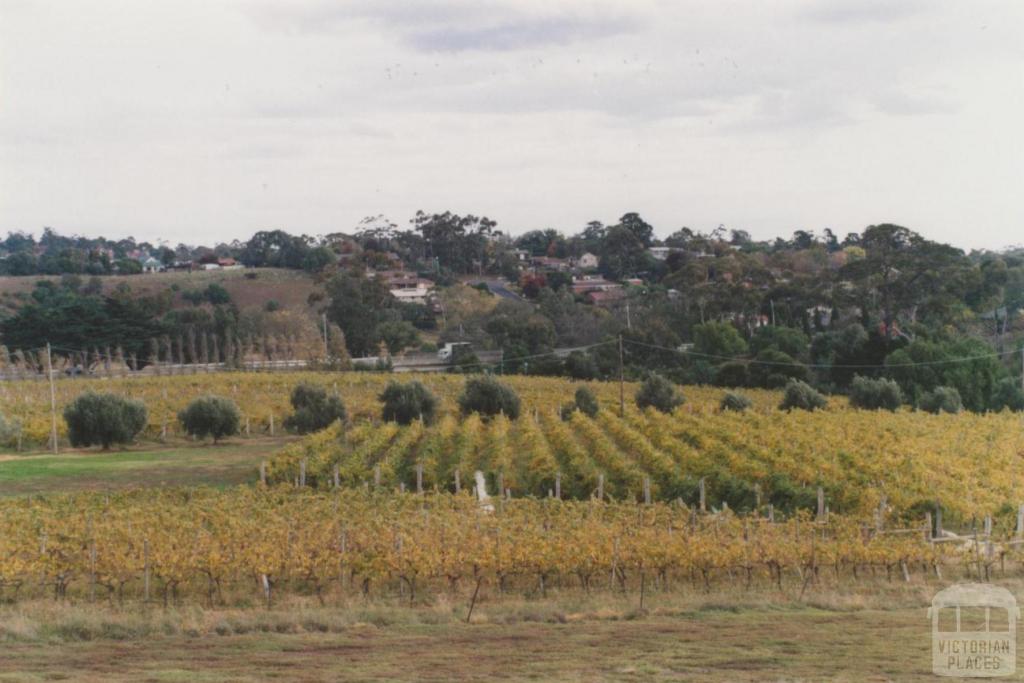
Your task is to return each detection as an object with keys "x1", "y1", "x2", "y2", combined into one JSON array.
[{"x1": 1, "y1": 0, "x2": 1022, "y2": 250}]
